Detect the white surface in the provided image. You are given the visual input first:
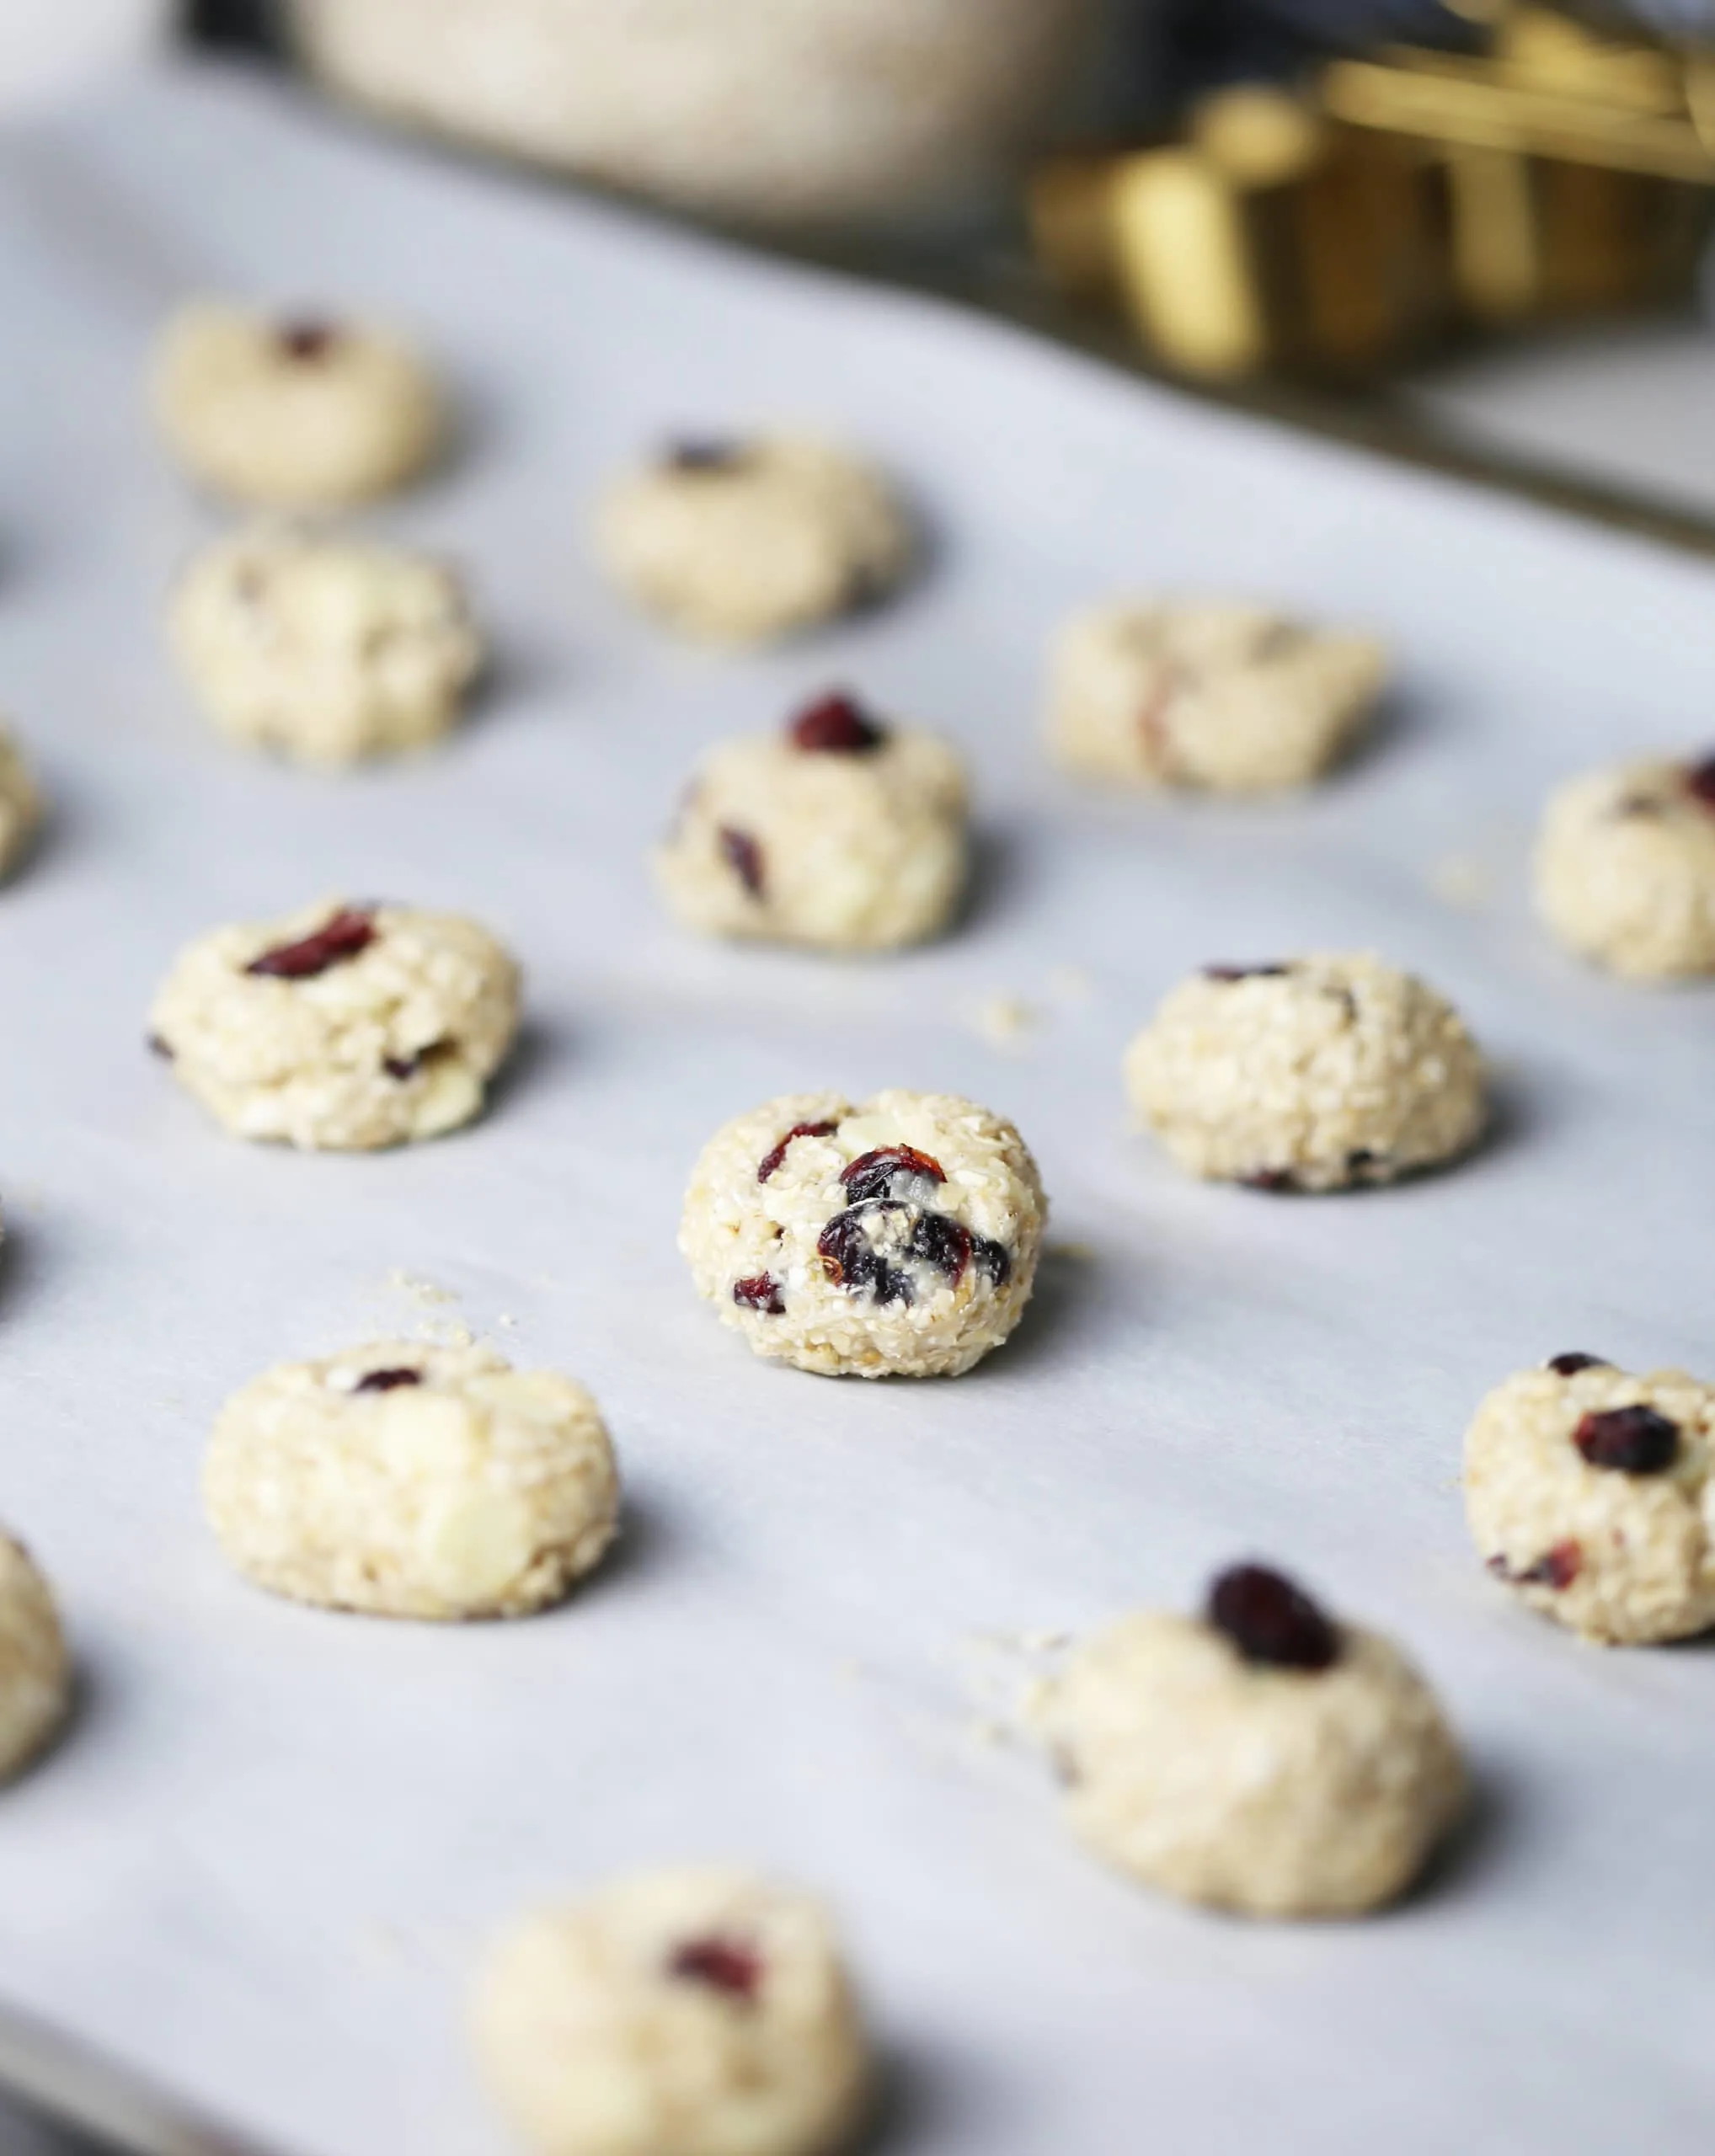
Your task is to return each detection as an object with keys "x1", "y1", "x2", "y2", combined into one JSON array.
[
  {"x1": 0, "y1": 1, "x2": 171, "y2": 118},
  {"x1": 3, "y1": 61, "x2": 1715, "y2": 2156}
]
